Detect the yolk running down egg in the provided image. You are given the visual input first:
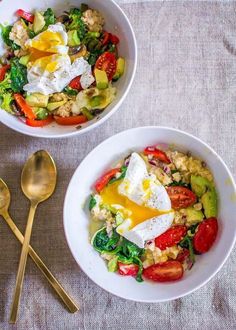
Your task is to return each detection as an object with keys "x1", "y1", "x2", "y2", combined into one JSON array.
[{"x1": 100, "y1": 181, "x2": 169, "y2": 229}]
